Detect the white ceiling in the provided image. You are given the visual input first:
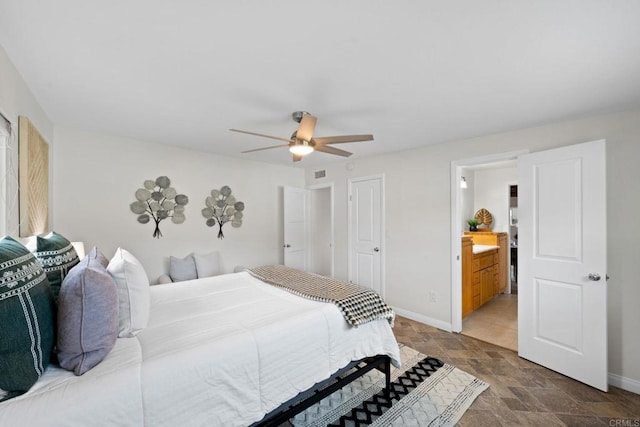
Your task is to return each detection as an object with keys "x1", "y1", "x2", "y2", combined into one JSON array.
[{"x1": 1, "y1": 1, "x2": 640, "y2": 168}]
